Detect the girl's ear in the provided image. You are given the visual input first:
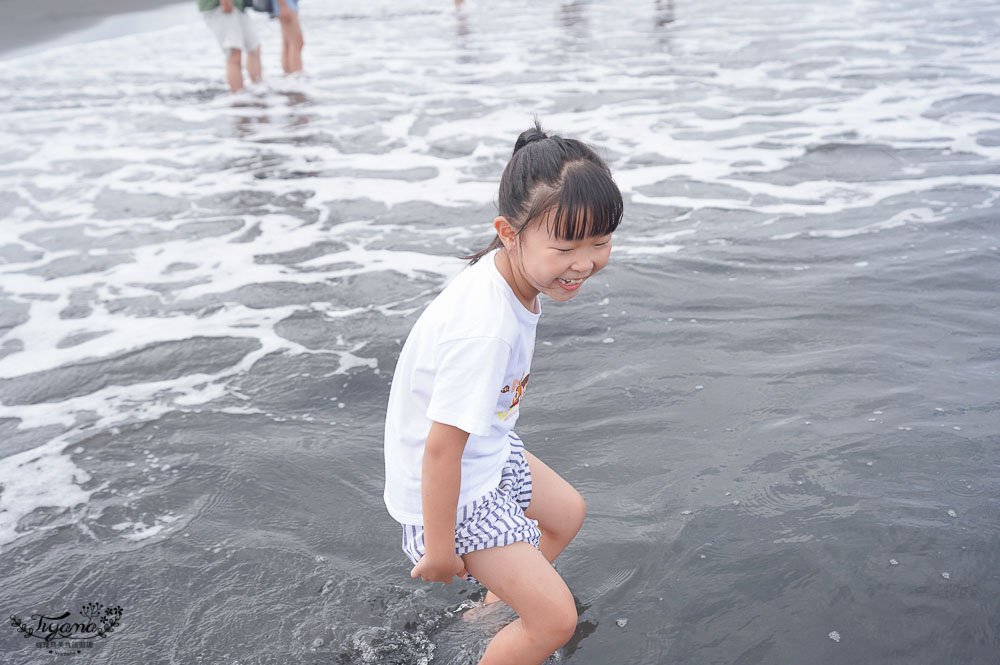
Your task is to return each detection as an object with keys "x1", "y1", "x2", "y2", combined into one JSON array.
[{"x1": 493, "y1": 216, "x2": 517, "y2": 250}]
